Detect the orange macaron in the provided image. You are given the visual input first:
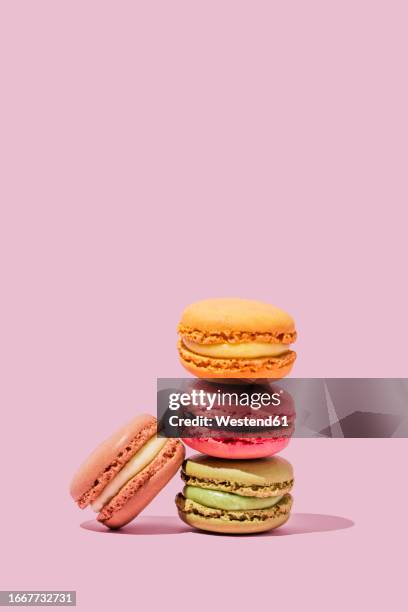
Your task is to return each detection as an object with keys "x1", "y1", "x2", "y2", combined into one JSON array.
[
  {"x1": 178, "y1": 298, "x2": 297, "y2": 379},
  {"x1": 70, "y1": 414, "x2": 185, "y2": 529}
]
